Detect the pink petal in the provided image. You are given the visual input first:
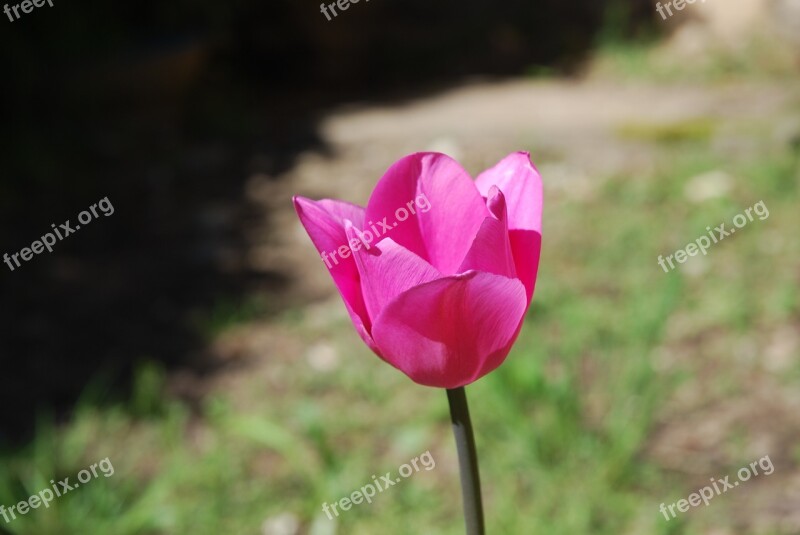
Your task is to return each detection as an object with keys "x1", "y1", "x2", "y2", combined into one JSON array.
[
  {"x1": 458, "y1": 186, "x2": 516, "y2": 279},
  {"x1": 346, "y1": 224, "x2": 442, "y2": 321},
  {"x1": 508, "y1": 230, "x2": 541, "y2": 305},
  {"x1": 365, "y1": 153, "x2": 488, "y2": 275},
  {"x1": 474, "y1": 152, "x2": 543, "y2": 302},
  {"x1": 372, "y1": 271, "x2": 527, "y2": 388},
  {"x1": 293, "y1": 196, "x2": 378, "y2": 353},
  {"x1": 475, "y1": 152, "x2": 542, "y2": 233}
]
